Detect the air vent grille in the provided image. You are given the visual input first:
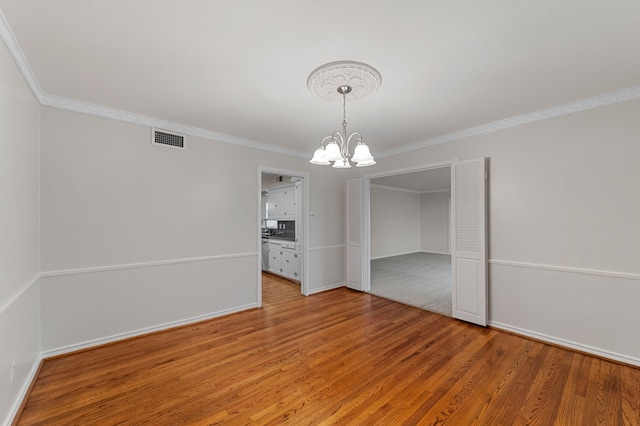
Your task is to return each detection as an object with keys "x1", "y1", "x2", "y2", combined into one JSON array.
[{"x1": 152, "y1": 128, "x2": 185, "y2": 149}]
